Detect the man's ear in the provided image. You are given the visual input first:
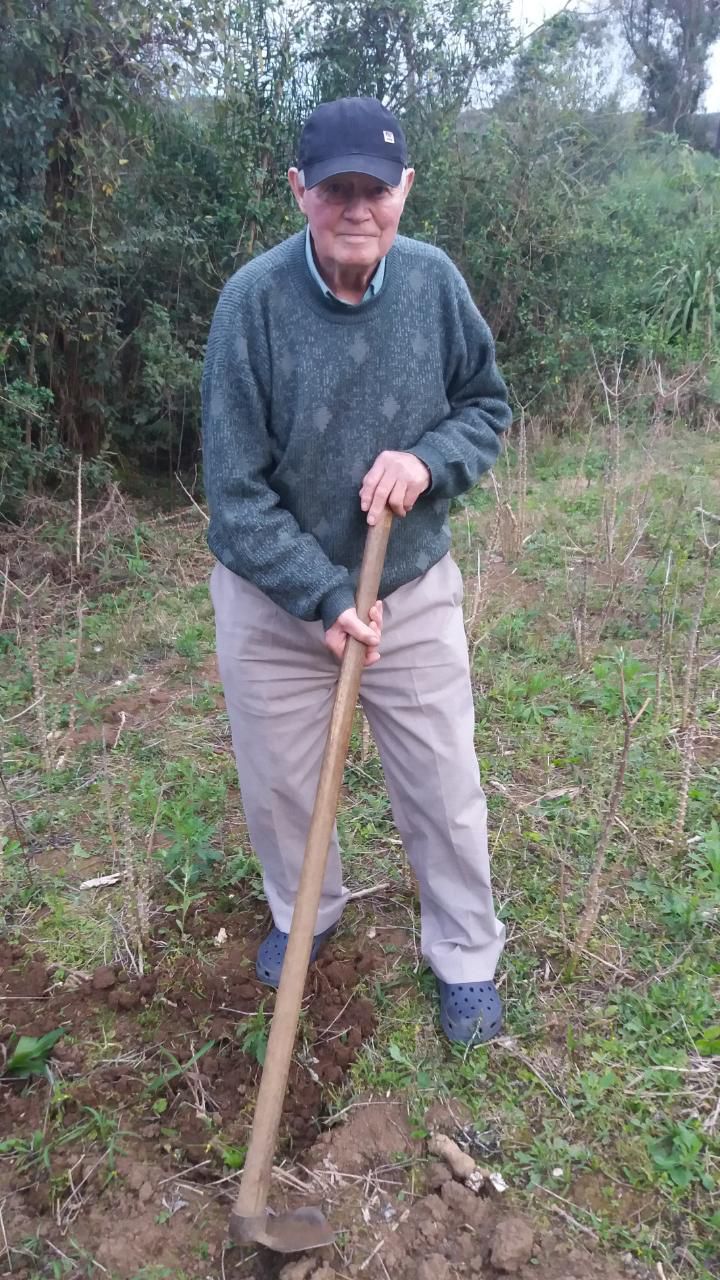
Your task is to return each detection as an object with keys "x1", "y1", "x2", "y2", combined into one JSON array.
[
  {"x1": 402, "y1": 168, "x2": 416, "y2": 200},
  {"x1": 288, "y1": 167, "x2": 307, "y2": 214}
]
